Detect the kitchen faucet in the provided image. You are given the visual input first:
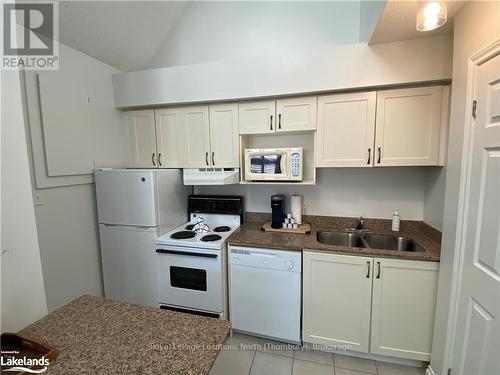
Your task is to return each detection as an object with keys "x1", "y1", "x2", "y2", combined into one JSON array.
[{"x1": 356, "y1": 217, "x2": 365, "y2": 230}]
